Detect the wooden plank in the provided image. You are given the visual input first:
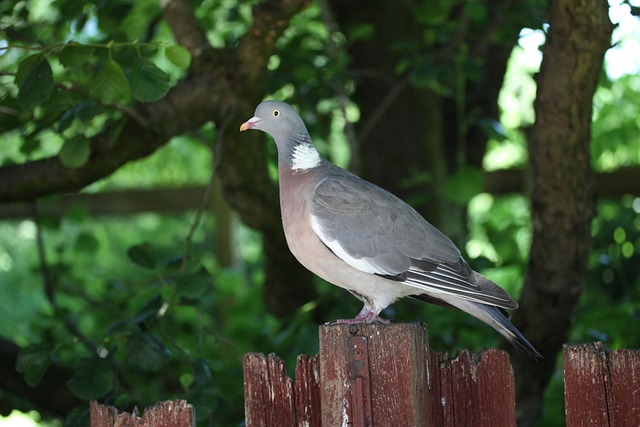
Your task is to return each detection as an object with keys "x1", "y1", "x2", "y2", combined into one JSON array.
[
  {"x1": 563, "y1": 343, "x2": 610, "y2": 426},
  {"x1": 90, "y1": 400, "x2": 194, "y2": 427},
  {"x1": 318, "y1": 323, "x2": 432, "y2": 427},
  {"x1": 294, "y1": 354, "x2": 321, "y2": 427},
  {"x1": 431, "y1": 349, "x2": 516, "y2": 427},
  {"x1": 564, "y1": 343, "x2": 640, "y2": 427},
  {"x1": 243, "y1": 352, "x2": 295, "y2": 427},
  {"x1": 606, "y1": 348, "x2": 640, "y2": 426}
]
